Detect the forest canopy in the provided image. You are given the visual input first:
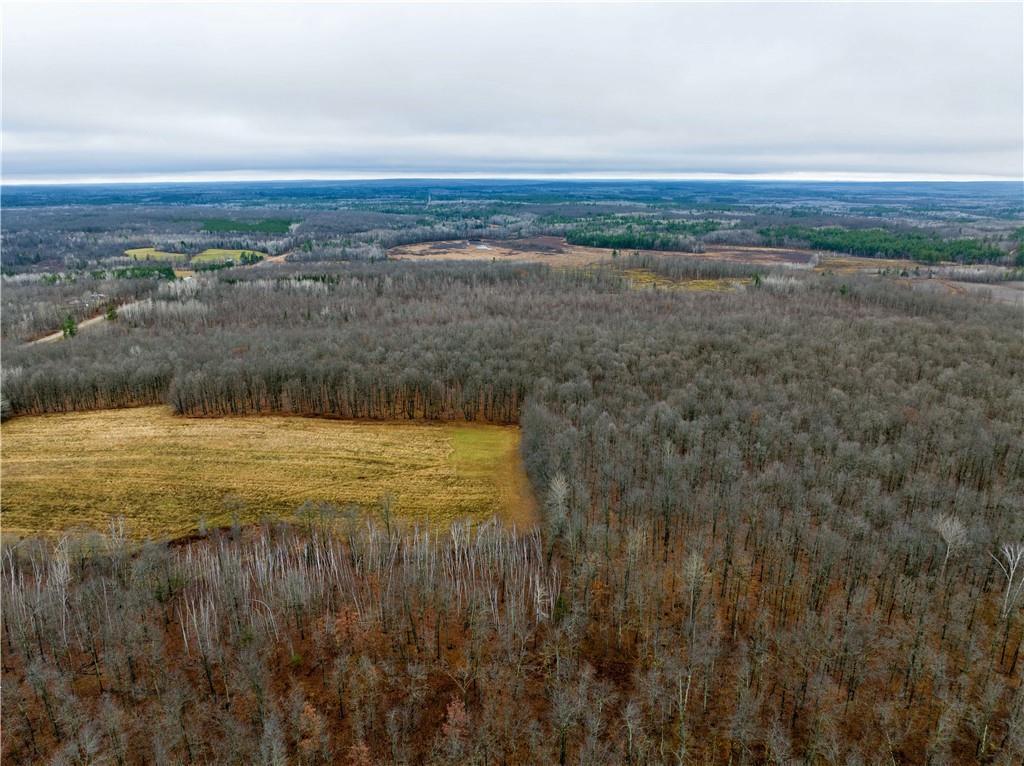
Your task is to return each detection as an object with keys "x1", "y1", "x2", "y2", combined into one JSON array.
[{"x1": 1, "y1": 181, "x2": 1022, "y2": 765}]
